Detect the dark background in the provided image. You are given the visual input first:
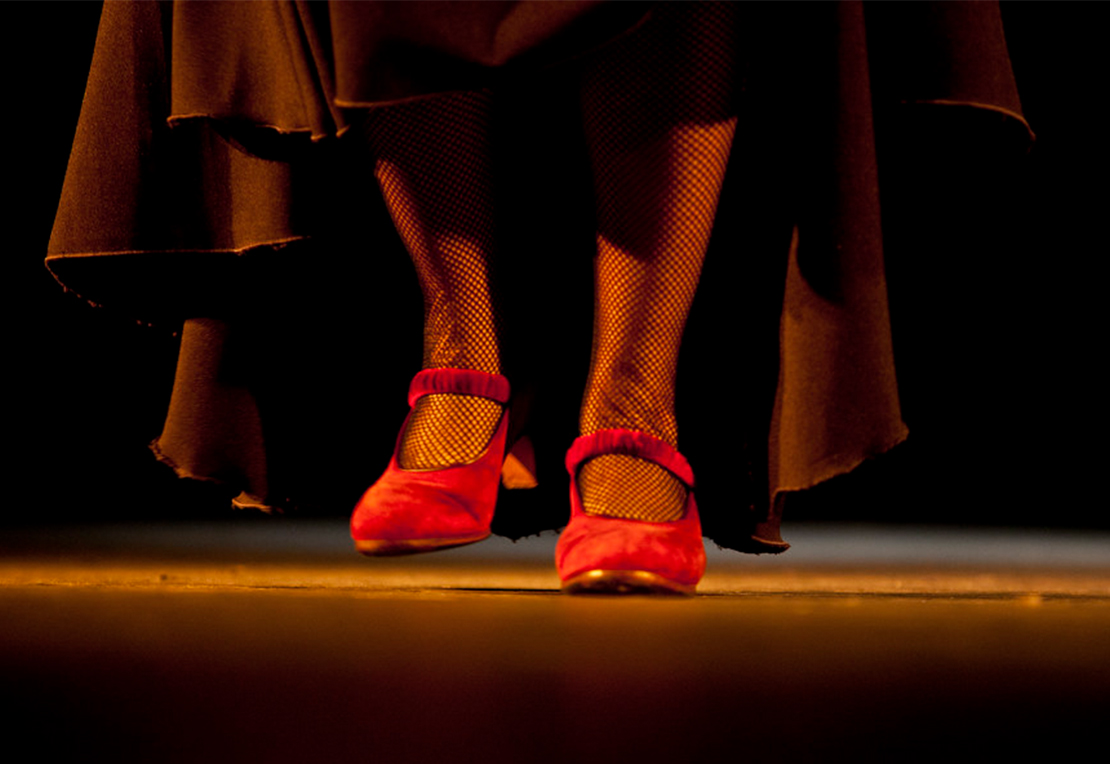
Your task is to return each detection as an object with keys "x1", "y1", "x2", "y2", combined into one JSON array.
[{"x1": 8, "y1": 1, "x2": 1106, "y2": 530}]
